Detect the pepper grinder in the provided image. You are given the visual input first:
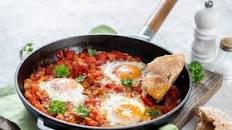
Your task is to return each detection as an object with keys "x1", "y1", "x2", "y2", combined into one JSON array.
[{"x1": 191, "y1": 0, "x2": 218, "y2": 67}]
